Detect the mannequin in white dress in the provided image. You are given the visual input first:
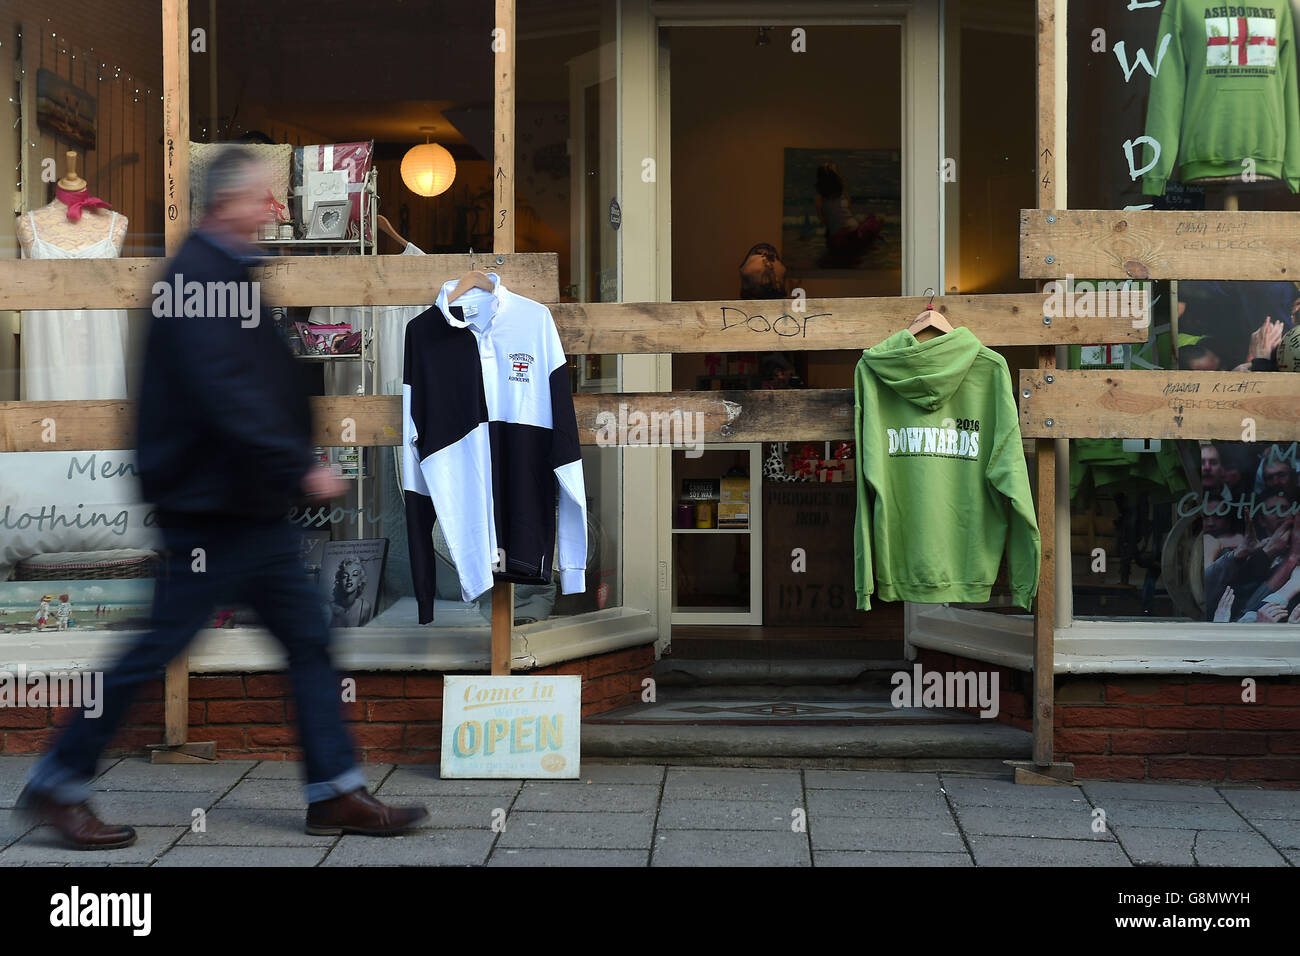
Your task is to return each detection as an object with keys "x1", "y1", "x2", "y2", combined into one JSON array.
[{"x1": 14, "y1": 150, "x2": 131, "y2": 401}]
